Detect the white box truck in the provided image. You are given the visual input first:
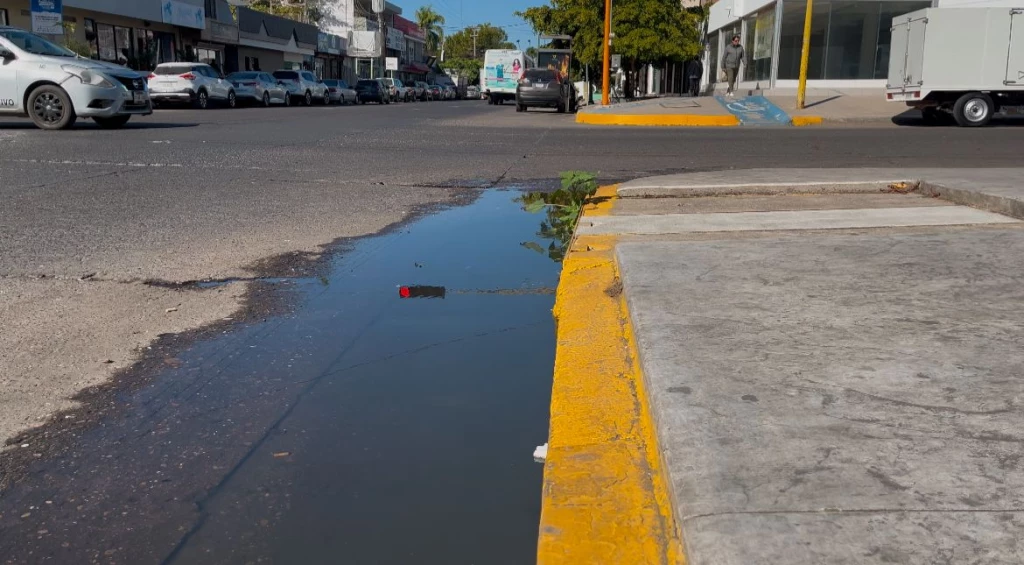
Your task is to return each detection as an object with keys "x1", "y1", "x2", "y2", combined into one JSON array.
[
  {"x1": 887, "y1": 7, "x2": 1024, "y2": 126},
  {"x1": 483, "y1": 49, "x2": 528, "y2": 105}
]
